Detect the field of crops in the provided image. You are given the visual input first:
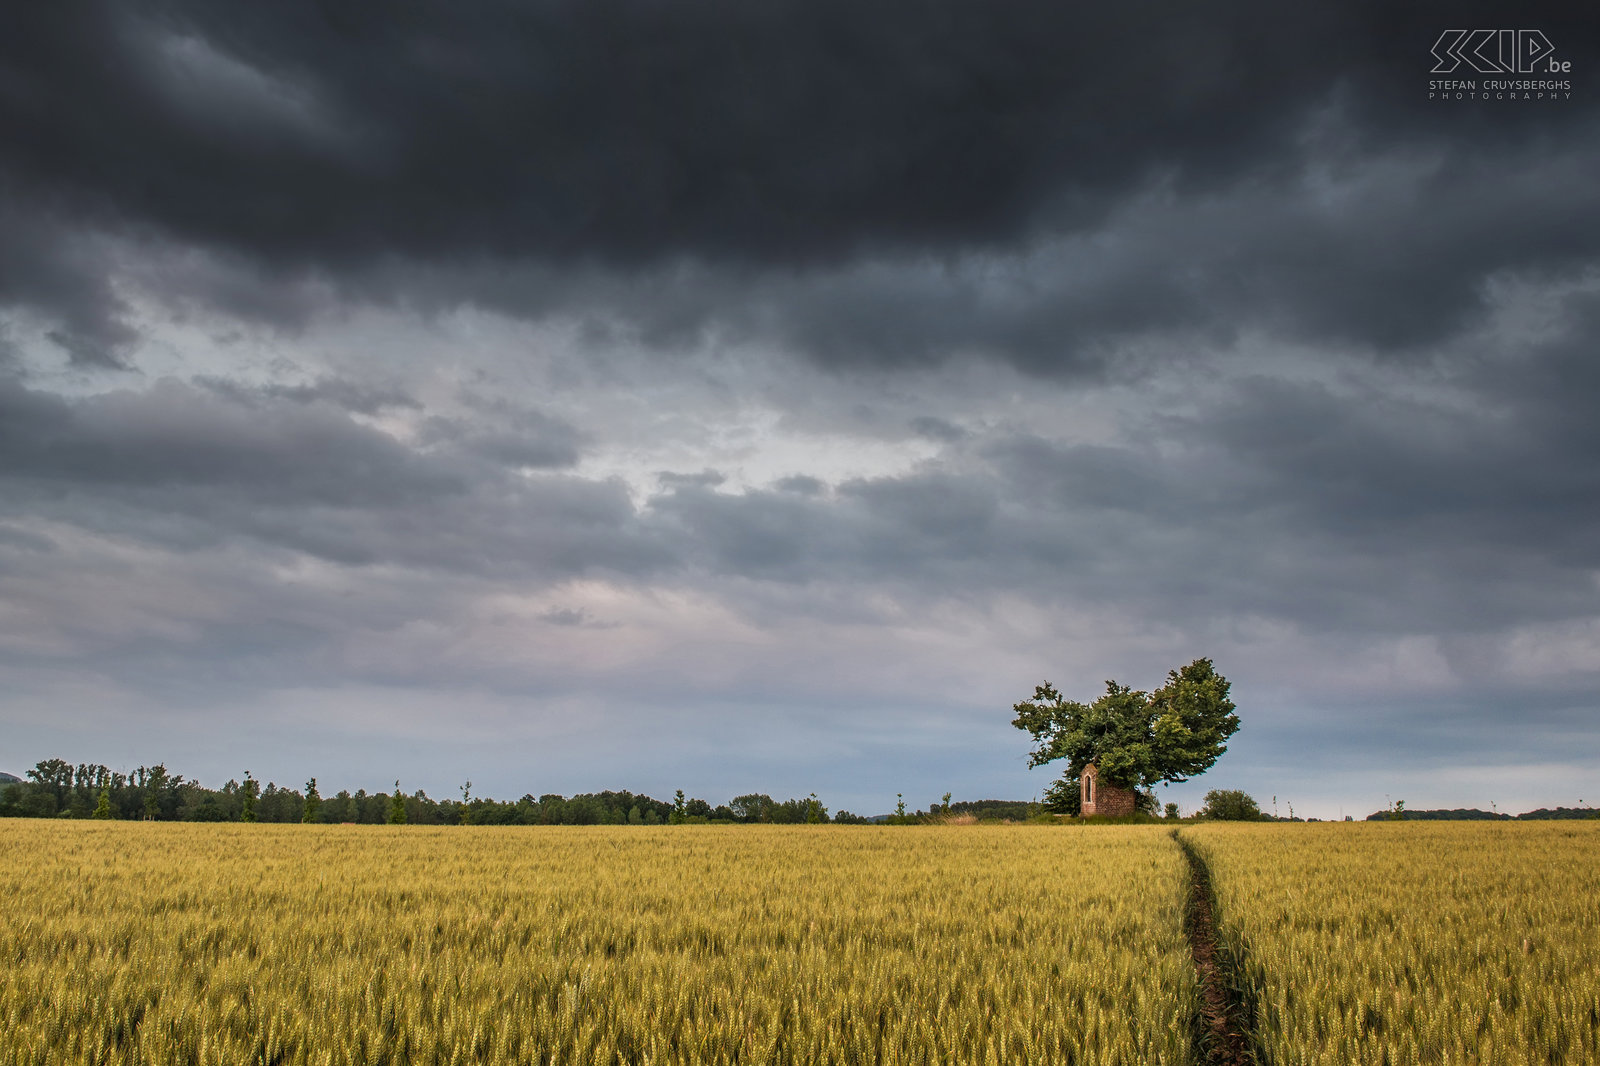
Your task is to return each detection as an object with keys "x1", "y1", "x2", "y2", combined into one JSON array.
[
  {"x1": 1185, "y1": 821, "x2": 1600, "y2": 1066},
  {"x1": 0, "y1": 823, "x2": 1196, "y2": 1066},
  {"x1": 7, "y1": 819, "x2": 1598, "y2": 1066}
]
